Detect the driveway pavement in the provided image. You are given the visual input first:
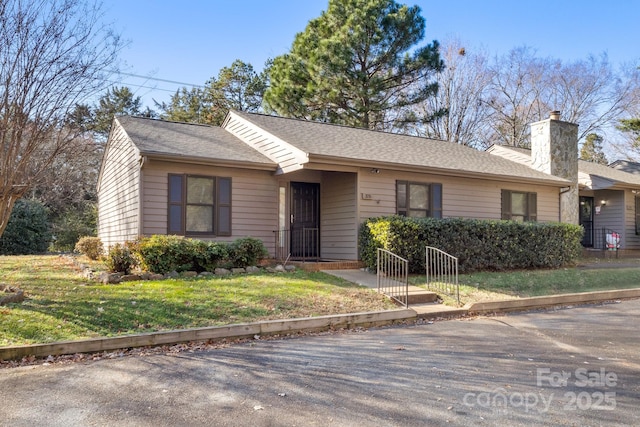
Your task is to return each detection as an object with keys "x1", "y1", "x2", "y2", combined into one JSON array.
[{"x1": 2, "y1": 299, "x2": 639, "y2": 426}]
